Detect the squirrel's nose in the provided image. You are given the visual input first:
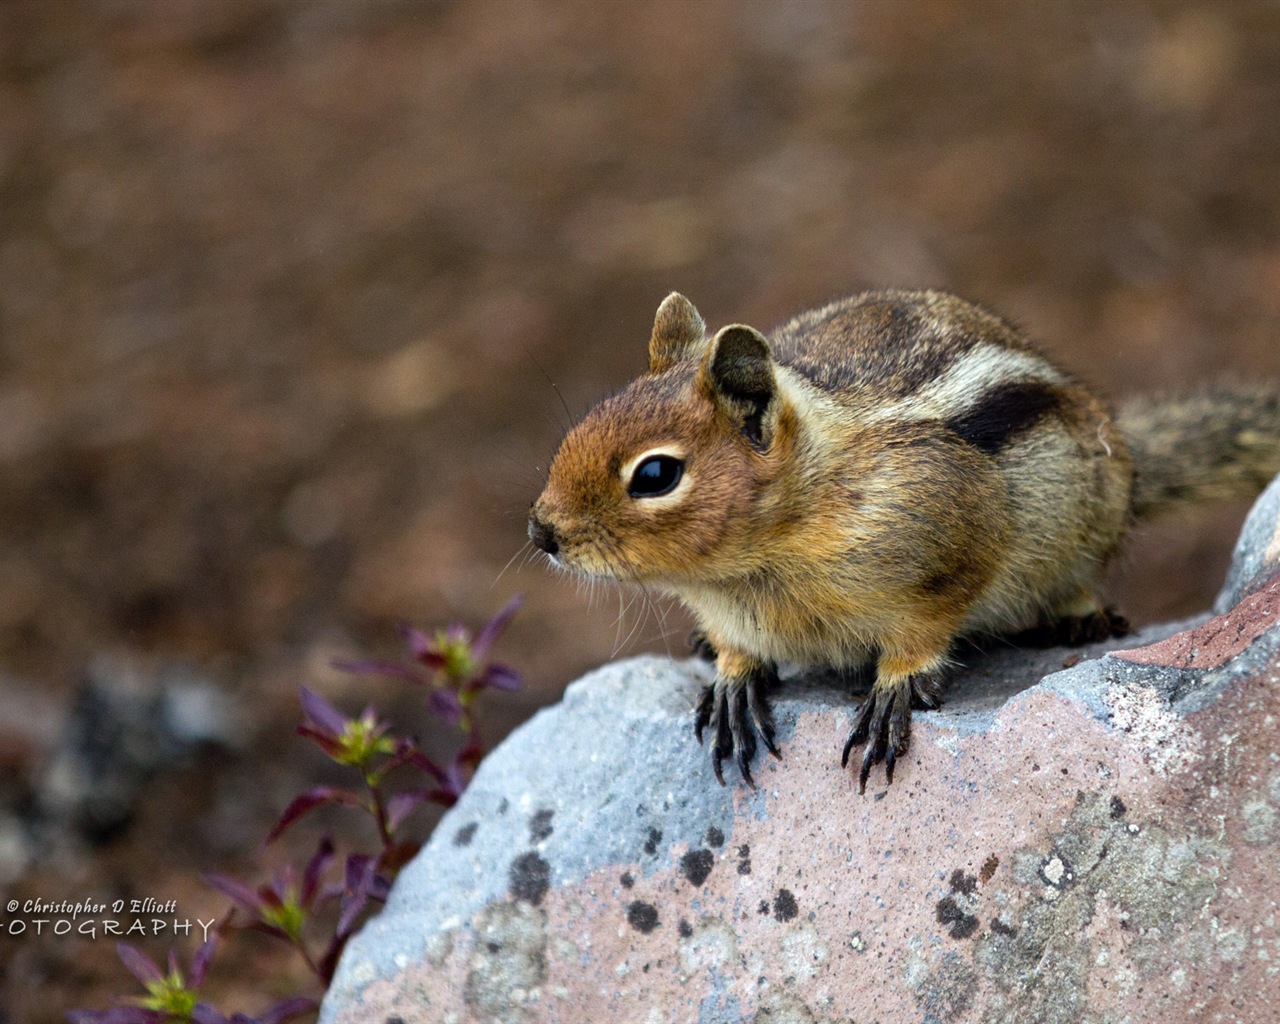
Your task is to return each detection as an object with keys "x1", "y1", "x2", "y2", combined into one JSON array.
[{"x1": 528, "y1": 511, "x2": 560, "y2": 557}]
